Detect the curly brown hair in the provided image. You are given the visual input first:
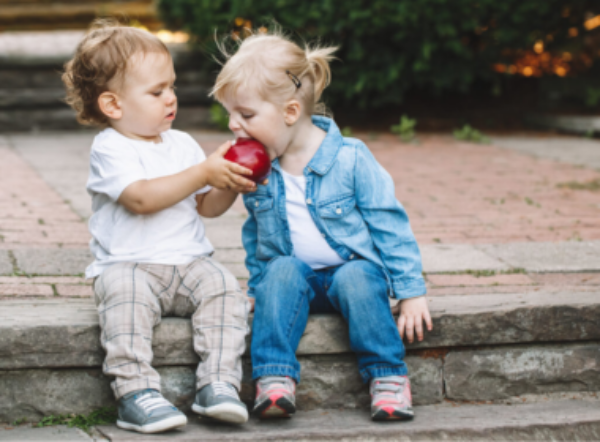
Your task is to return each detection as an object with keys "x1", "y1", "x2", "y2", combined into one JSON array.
[{"x1": 62, "y1": 19, "x2": 170, "y2": 127}]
